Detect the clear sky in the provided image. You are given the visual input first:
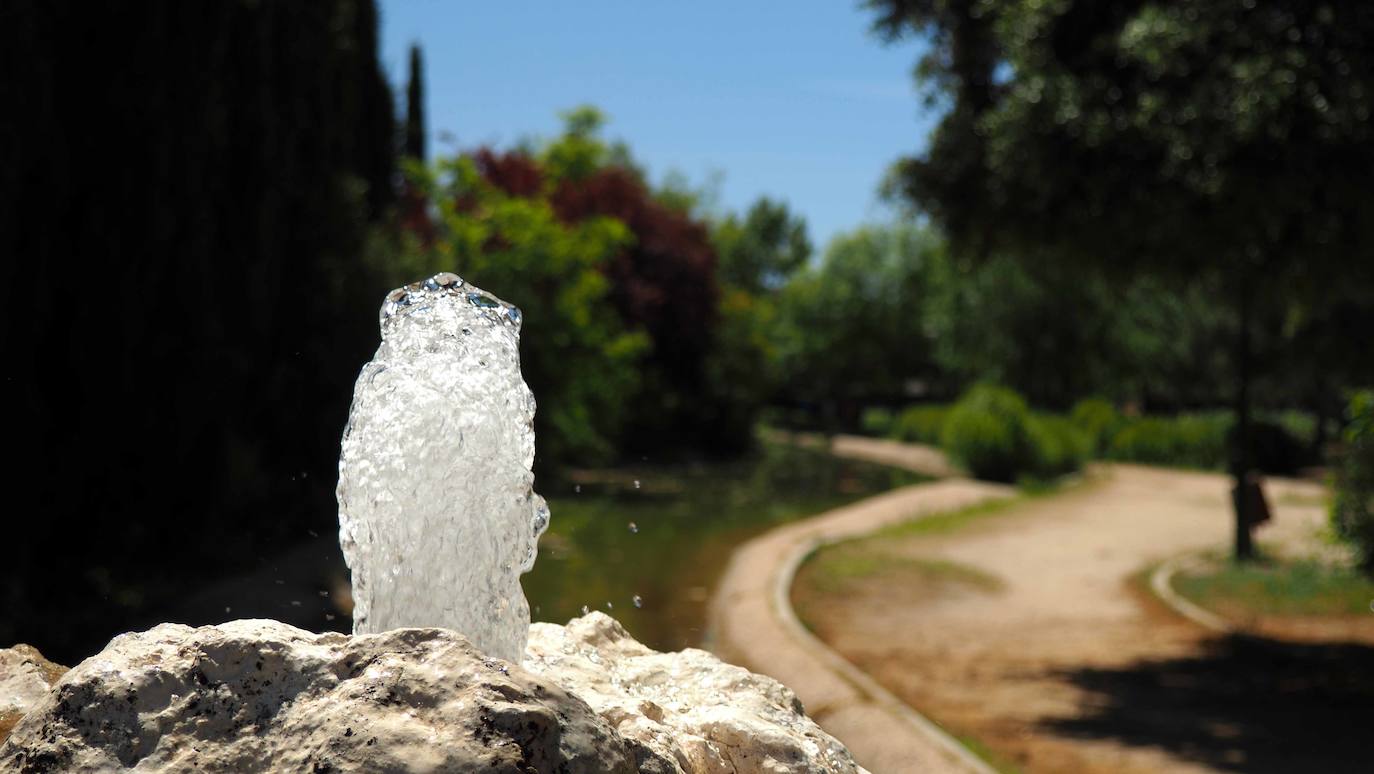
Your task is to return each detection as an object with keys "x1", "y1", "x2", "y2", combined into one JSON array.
[{"x1": 377, "y1": 1, "x2": 935, "y2": 251}]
